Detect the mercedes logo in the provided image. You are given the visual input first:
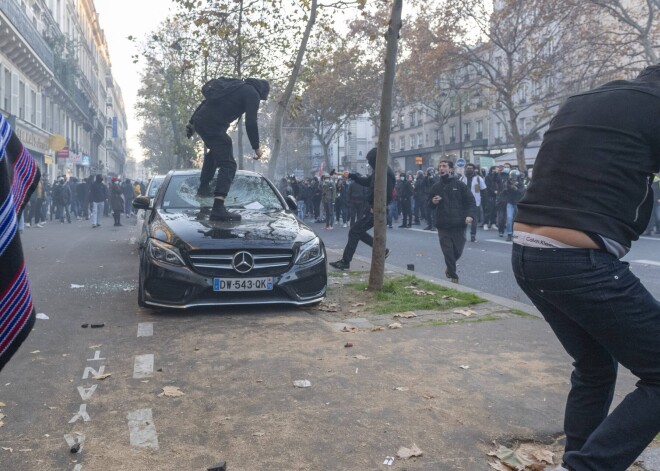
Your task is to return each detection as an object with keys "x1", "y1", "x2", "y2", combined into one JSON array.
[{"x1": 232, "y1": 251, "x2": 254, "y2": 274}]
